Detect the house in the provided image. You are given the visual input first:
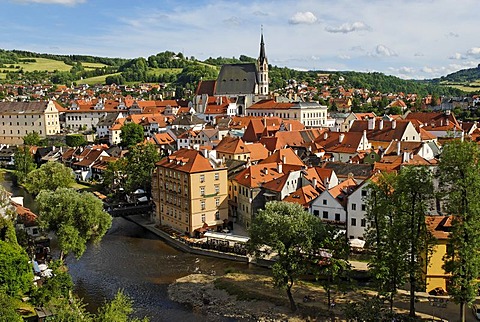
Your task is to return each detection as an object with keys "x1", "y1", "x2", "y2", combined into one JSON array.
[
  {"x1": 0, "y1": 100, "x2": 61, "y2": 145},
  {"x1": 405, "y1": 111, "x2": 463, "y2": 139},
  {"x1": 310, "y1": 178, "x2": 357, "y2": 229},
  {"x1": 96, "y1": 112, "x2": 124, "y2": 140},
  {"x1": 315, "y1": 131, "x2": 371, "y2": 163},
  {"x1": 424, "y1": 215, "x2": 451, "y2": 293},
  {"x1": 152, "y1": 149, "x2": 228, "y2": 236},
  {"x1": 346, "y1": 176, "x2": 375, "y2": 240},
  {"x1": 349, "y1": 118, "x2": 421, "y2": 143},
  {"x1": 72, "y1": 147, "x2": 109, "y2": 181}
]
